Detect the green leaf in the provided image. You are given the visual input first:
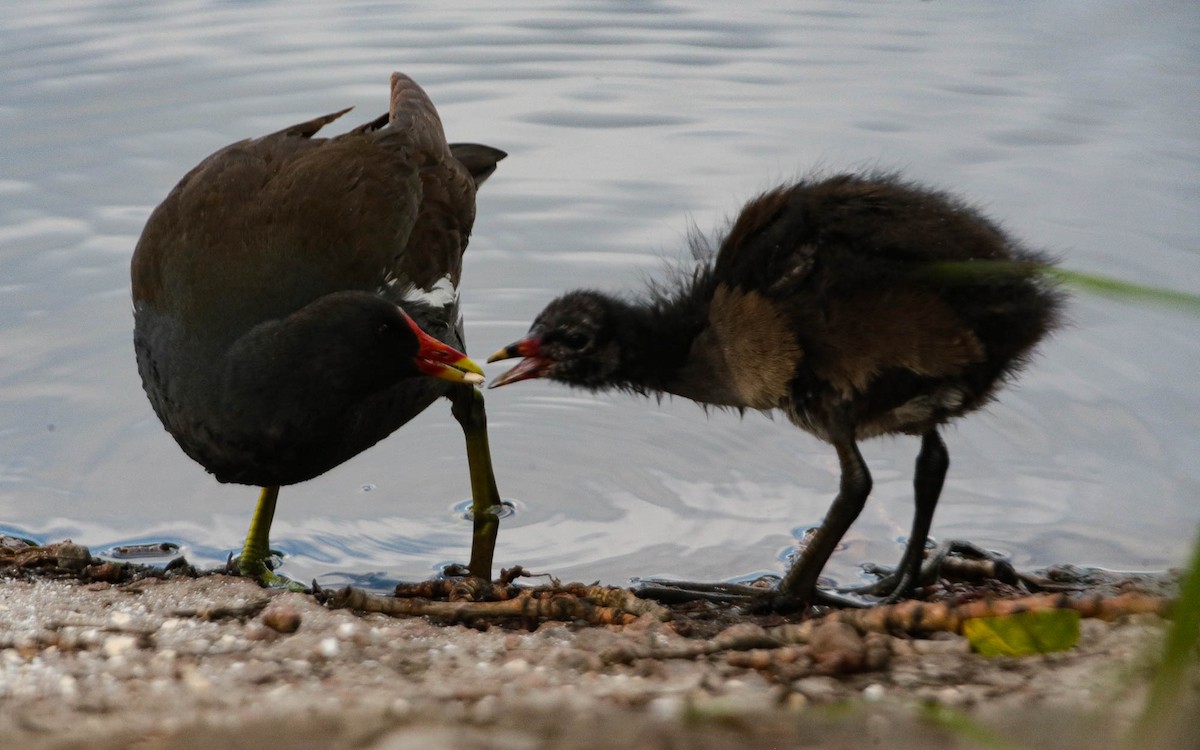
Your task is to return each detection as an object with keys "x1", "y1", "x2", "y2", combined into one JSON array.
[{"x1": 963, "y1": 609, "x2": 1081, "y2": 657}]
